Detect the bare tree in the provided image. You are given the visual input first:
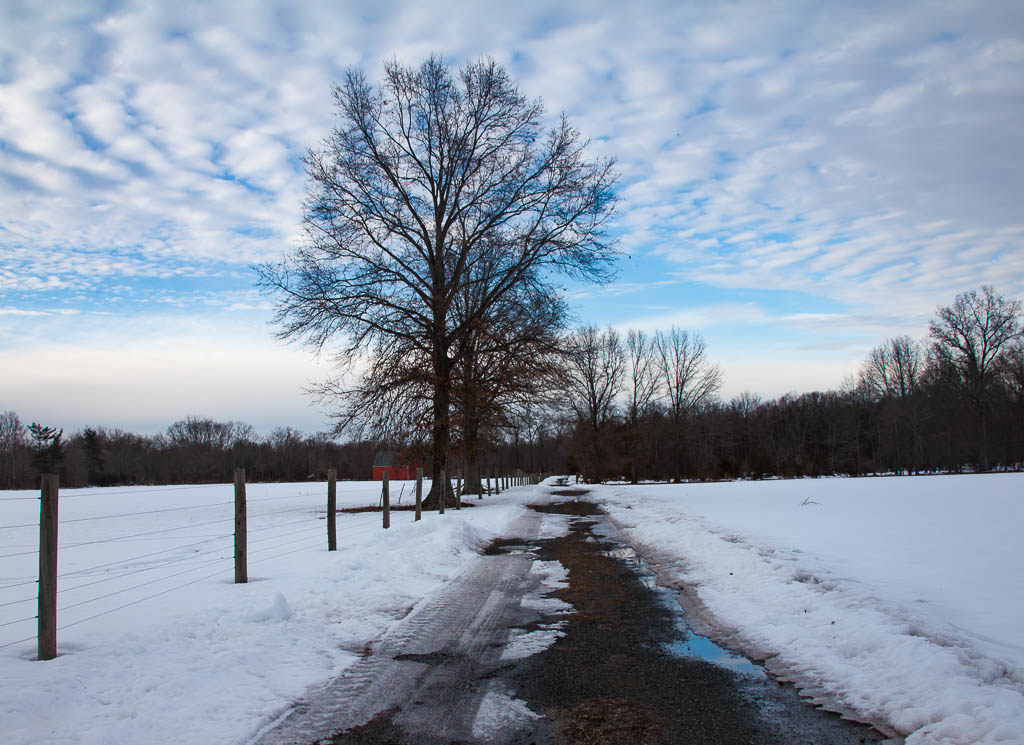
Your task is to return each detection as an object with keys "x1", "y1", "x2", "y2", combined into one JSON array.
[
  {"x1": 929, "y1": 286, "x2": 1023, "y2": 402},
  {"x1": 559, "y1": 326, "x2": 625, "y2": 433},
  {"x1": 654, "y1": 327, "x2": 722, "y2": 422},
  {"x1": 859, "y1": 335, "x2": 923, "y2": 401},
  {"x1": 1005, "y1": 341, "x2": 1024, "y2": 404},
  {"x1": 623, "y1": 329, "x2": 660, "y2": 483},
  {"x1": 166, "y1": 417, "x2": 253, "y2": 450},
  {"x1": 260, "y1": 56, "x2": 617, "y2": 506},
  {"x1": 929, "y1": 286, "x2": 1023, "y2": 469},
  {"x1": 0, "y1": 410, "x2": 26, "y2": 488},
  {"x1": 625, "y1": 330, "x2": 660, "y2": 423},
  {"x1": 558, "y1": 326, "x2": 624, "y2": 481}
]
